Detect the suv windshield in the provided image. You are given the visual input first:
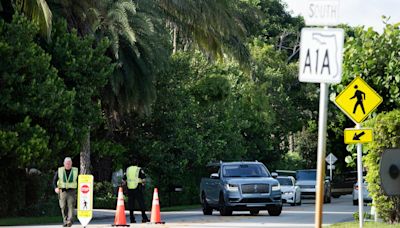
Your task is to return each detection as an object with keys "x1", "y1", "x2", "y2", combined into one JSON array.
[
  {"x1": 222, "y1": 164, "x2": 270, "y2": 178},
  {"x1": 296, "y1": 170, "x2": 316, "y2": 180},
  {"x1": 277, "y1": 177, "x2": 293, "y2": 186}
]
